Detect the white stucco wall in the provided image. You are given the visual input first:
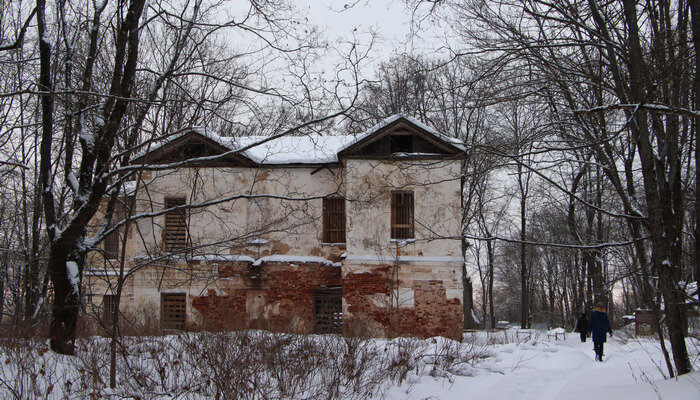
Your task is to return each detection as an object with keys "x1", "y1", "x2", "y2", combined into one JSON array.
[
  {"x1": 131, "y1": 165, "x2": 344, "y2": 259},
  {"x1": 343, "y1": 158, "x2": 463, "y2": 259}
]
